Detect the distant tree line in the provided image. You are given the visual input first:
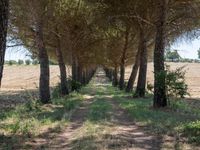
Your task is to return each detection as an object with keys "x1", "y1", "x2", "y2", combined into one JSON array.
[
  {"x1": 165, "y1": 49, "x2": 200, "y2": 63},
  {"x1": 4, "y1": 59, "x2": 58, "y2": 65}
]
